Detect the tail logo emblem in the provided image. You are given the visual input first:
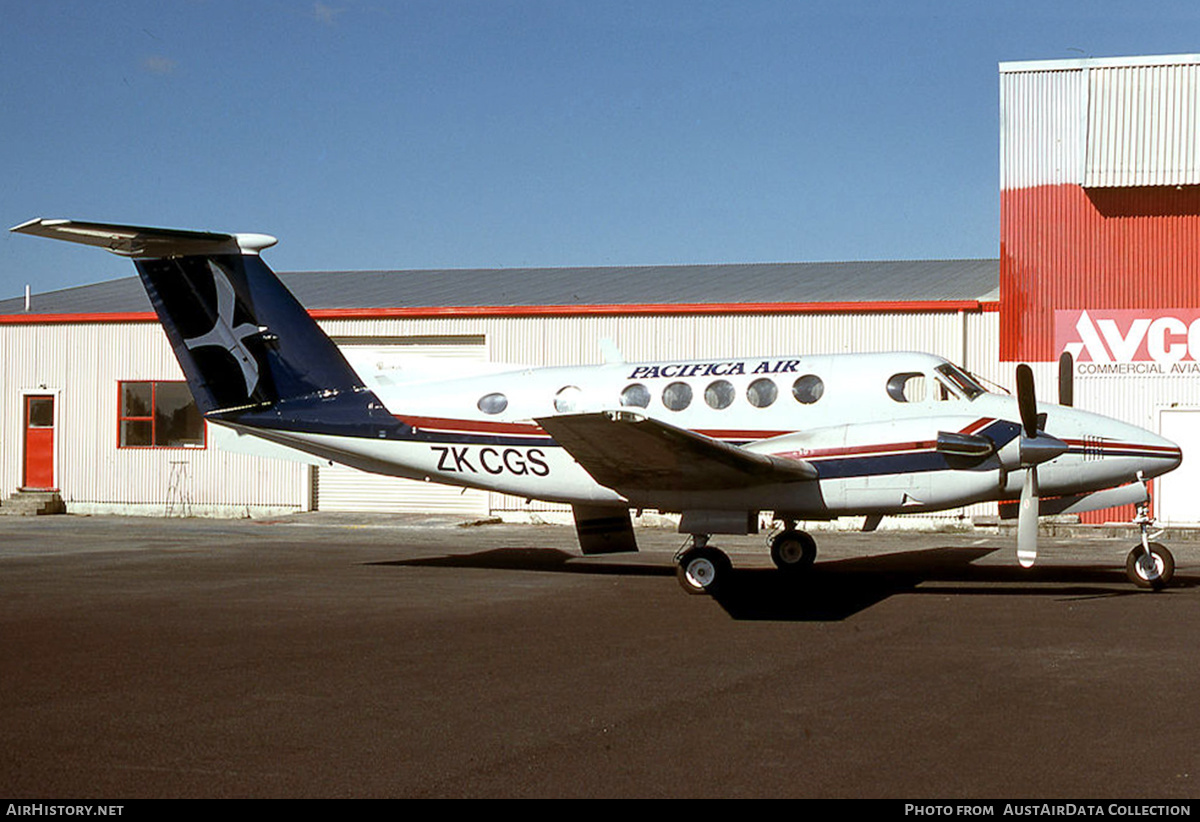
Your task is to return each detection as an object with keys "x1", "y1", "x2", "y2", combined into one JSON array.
[{"x1": 183, "y1": 261, "x2": 264, "y2": 397}]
